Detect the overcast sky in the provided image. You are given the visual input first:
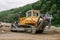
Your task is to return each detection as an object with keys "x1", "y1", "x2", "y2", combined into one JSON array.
[{"x1": 0, "y1": 0, "x2": 38, "y2": 11}]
